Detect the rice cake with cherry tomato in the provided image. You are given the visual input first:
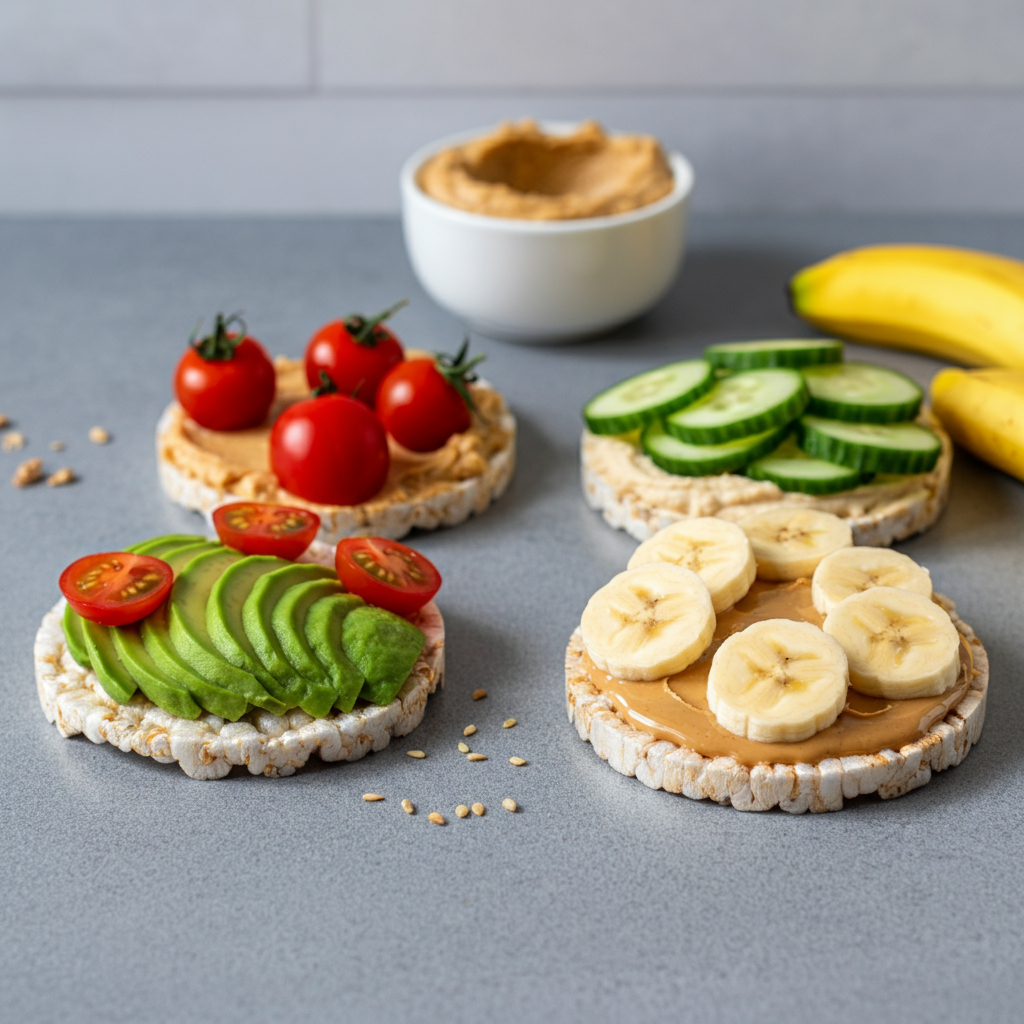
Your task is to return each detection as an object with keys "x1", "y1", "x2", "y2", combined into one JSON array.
[
  {"x1": 34, "y1": 541, "x2": 446, "y2": 779},
  {"x1": 580, "y1": 407, "x2": 952, "y2": 547},
  {"x1": 157, "y1": 357, "x2": 516, "y2": 543}
]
